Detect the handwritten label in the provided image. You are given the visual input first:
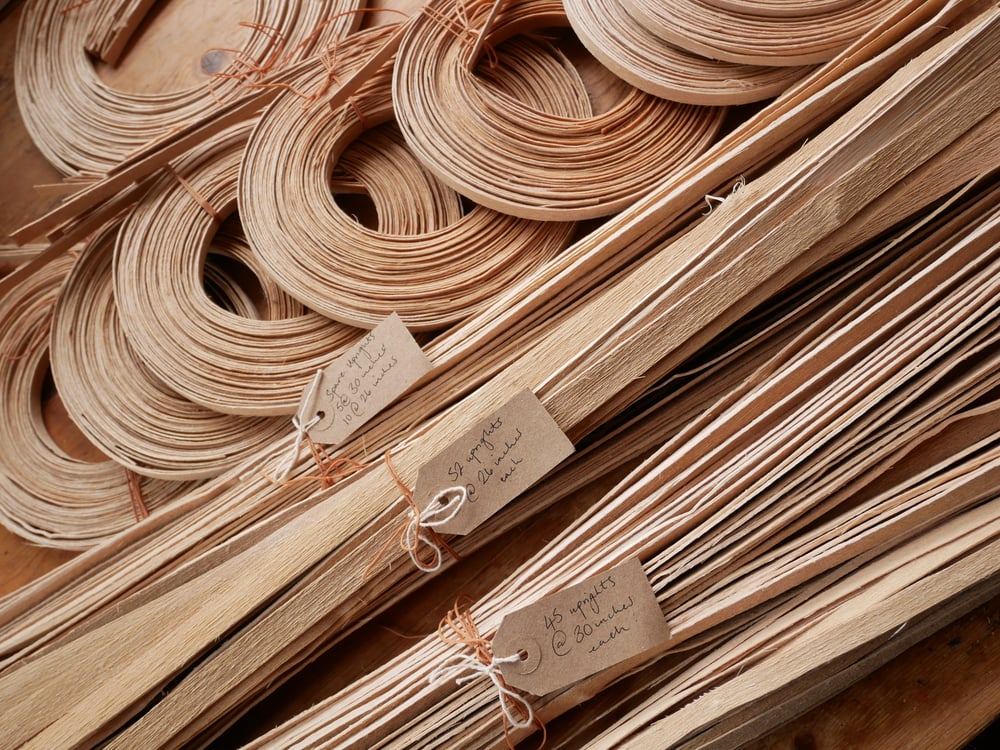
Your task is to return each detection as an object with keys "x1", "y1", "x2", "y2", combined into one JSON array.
[
  {"x1": 491, "y1": 559, "x2": 670, "y2": 696},
  {"x1": 413, "y1": 390, "x2": 573, "y2": 535},
  {"x1": 304, "y1": 313, "x2": 431, "y2": 444}
]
